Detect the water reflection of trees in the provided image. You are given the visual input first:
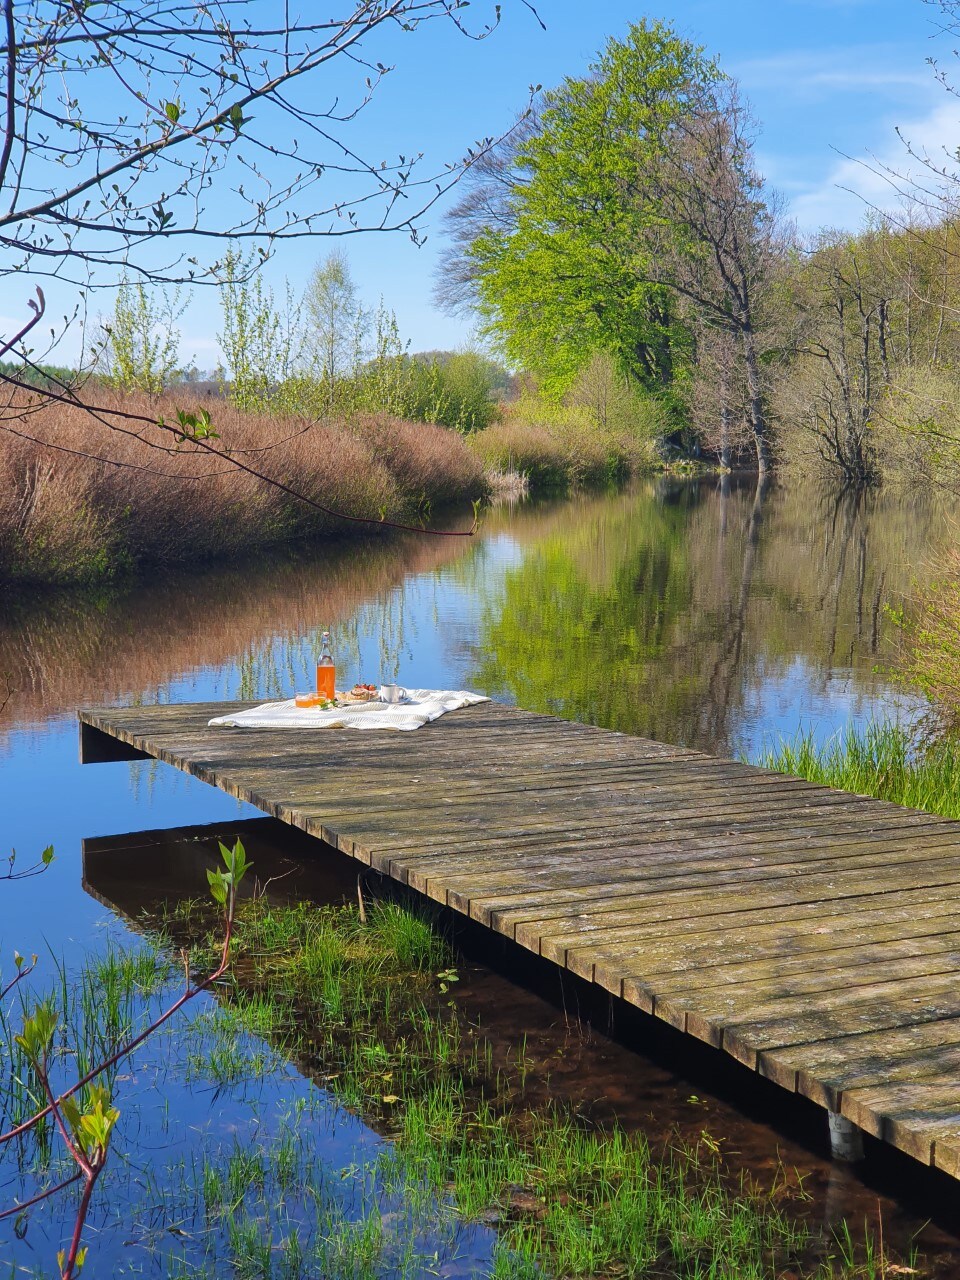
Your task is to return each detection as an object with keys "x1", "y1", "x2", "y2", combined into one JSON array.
[
  {"x1": 1, "y1": 480, "x2": 946, "y2": 751},
  {"x1": 472, "y1": 478, "x2": 947, "y2": 754},
  {"x1": 0, "y1": 532, "x2": 471, "y2": 727}
]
